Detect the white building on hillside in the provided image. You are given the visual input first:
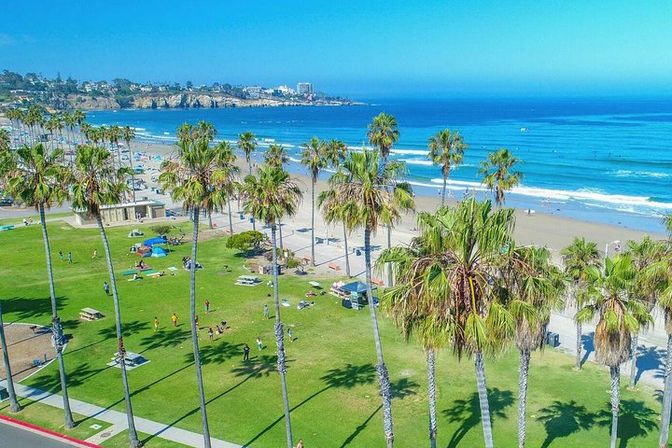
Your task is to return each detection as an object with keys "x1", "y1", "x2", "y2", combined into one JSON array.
[{"x1": 297, "y1": 82, "x2": 313, "y2": 95}]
